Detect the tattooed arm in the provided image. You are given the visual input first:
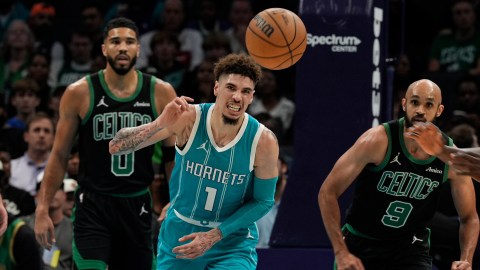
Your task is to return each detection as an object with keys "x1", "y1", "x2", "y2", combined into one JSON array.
[{"x1": 109, "y1": 96, "x2": 193, "y2": 155}]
